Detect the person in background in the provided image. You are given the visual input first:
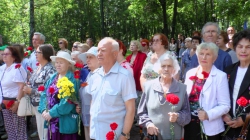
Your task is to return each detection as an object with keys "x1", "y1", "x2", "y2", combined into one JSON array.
[
  {"x1": 57, "y1": 38, "x2": 71, "y2": 55},
  {"x1": 72, "y1": 41, "x2": 81, "y2": 52},
  {"x1": 23, "y1": 44, "x2": 56, "y2": 140},
  {"x1": 140, "y1": 39, "x2": 150, "y2": 54},
  {"x1": 188, "y1": 36, "x2": 202, "y2": 70},
  {"x1": 216, "y1": 31, "x2": 238, "y2": 63},
  {"x1": 0, "y1": 46, "x2": 27, "y2": 140},
  {"x1": 78, "y1": 43, "x2": 90, "y2": 53},
  {"x1": 87, "y1": 37, "x2": 137, "y2": 139},
  {"x1": 181, "y1": 37, "x2": 192, "y2": 81},
  {"x1": 223, "y1": 29, "x2": 250, "y2": 139},
  {"x1": 77, "y1": 47, "x2": 100, "y2": 140},
  {"x1": 71, "y1": 51, "x2": 82, "y2": 64},
  {"x1": 184, "y1": 42, "x2": 230, "y2": 140},
  {"x1": 116, "y1": 40, "x2": 133, "y2": 75},
  {"x1": 169, "y1": 38, "x2": 177, "y2": 53},
  {"x1": 86, "y1": 38, "x2": 95, "y2": 47},
  {"x1": 227, "y1": 26, "x2": 235, "y2": 35},
  {"x1": 0, "y1": 45, "x2": 7, "y2": 66},
  {"x1": 138, "y1": 54, "x2": 190, "y2": 139},
  {"x1": 192, "y1": 31, "x2": 202, "y2": 37}
]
